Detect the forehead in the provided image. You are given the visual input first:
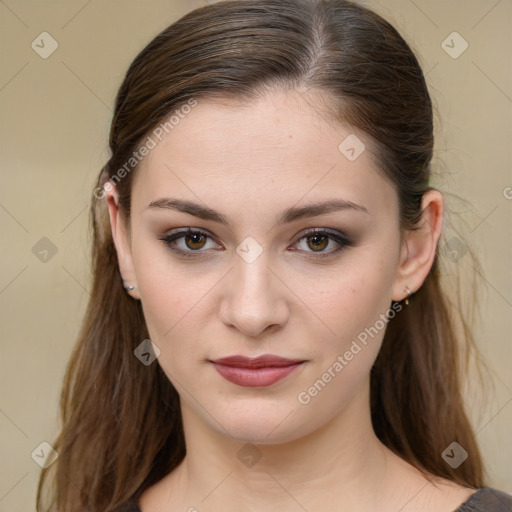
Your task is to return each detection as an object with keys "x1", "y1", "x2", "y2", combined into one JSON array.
[{"x1": 132, "y1": 88, "x2": 398, "y2": 221}]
